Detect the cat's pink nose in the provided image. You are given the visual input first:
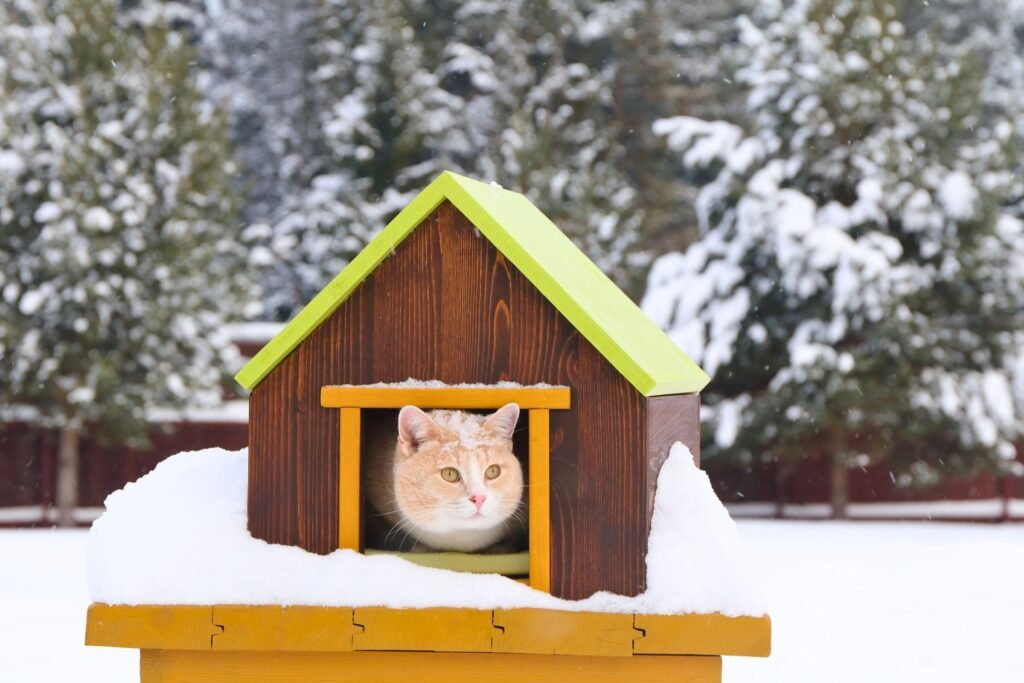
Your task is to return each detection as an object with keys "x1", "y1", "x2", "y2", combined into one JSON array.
[{"x1": 470, "y1": 494, "x2": 487, "y2": 511}]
